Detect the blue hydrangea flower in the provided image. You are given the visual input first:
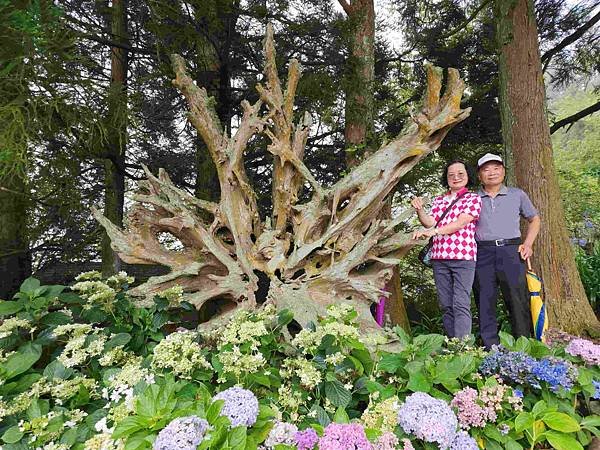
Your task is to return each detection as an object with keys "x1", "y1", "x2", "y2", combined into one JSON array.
[
  {"x1": 513, "y1": 389, "x2": 523, "y2": 398},
  {"x1": 530, "y1": 357, "x2": 578, "y2": 393},
  {"x1": 153, "y1": 416, "x2": 209, "y2": 450},
  {"x1": 213, "y1": 386, "x2": 259, "y2": 427},
  {"x1": 592, "y1": 380, "x2": 600, "y2": 400},
  {"x1": 479, "y1": 348, "x2": 537, "y2": 386},
  {"x1": 449, "y1": 431, "x2": 479, "y2": 450},
  {"x1": 397, "y1": 392, "x2": 458, "y2": 448}
]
